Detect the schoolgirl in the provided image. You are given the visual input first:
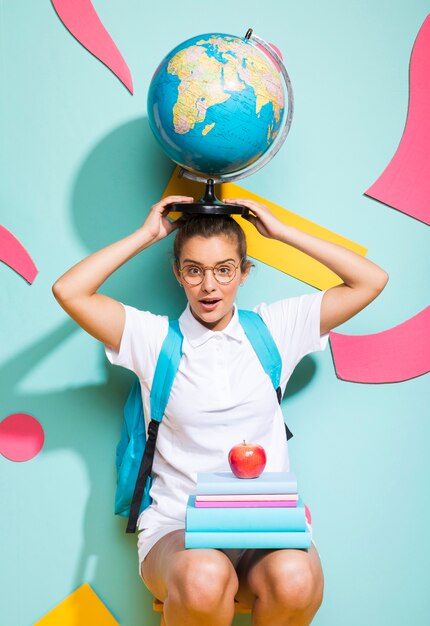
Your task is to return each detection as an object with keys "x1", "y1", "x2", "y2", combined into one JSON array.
[{"x1": 53, "y1": 194, "x2": 388, "y2": 625}]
